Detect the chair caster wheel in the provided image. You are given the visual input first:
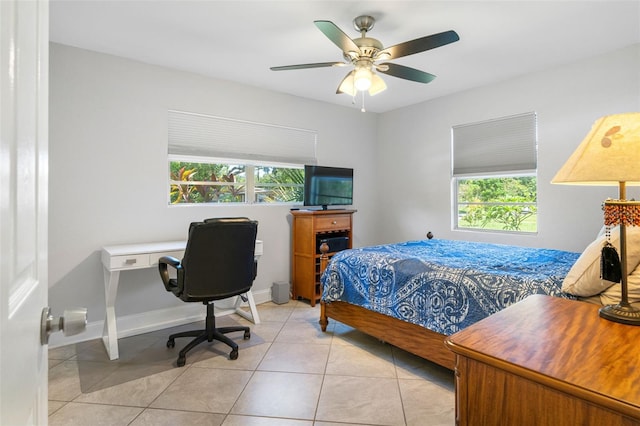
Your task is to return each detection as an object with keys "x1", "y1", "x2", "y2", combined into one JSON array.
[
  {"x1": 230, "y1": 349, "x2": 239, "y2": 360},
  {"x1": 244, "y1": 330, "x2": 250, "y2": 339},
  {"x1": 167, "y1": 339, "x2": 175, "y2": 348},
  {"x1": 177, "y1": 356, "x2": 186, "y2": 367}
]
